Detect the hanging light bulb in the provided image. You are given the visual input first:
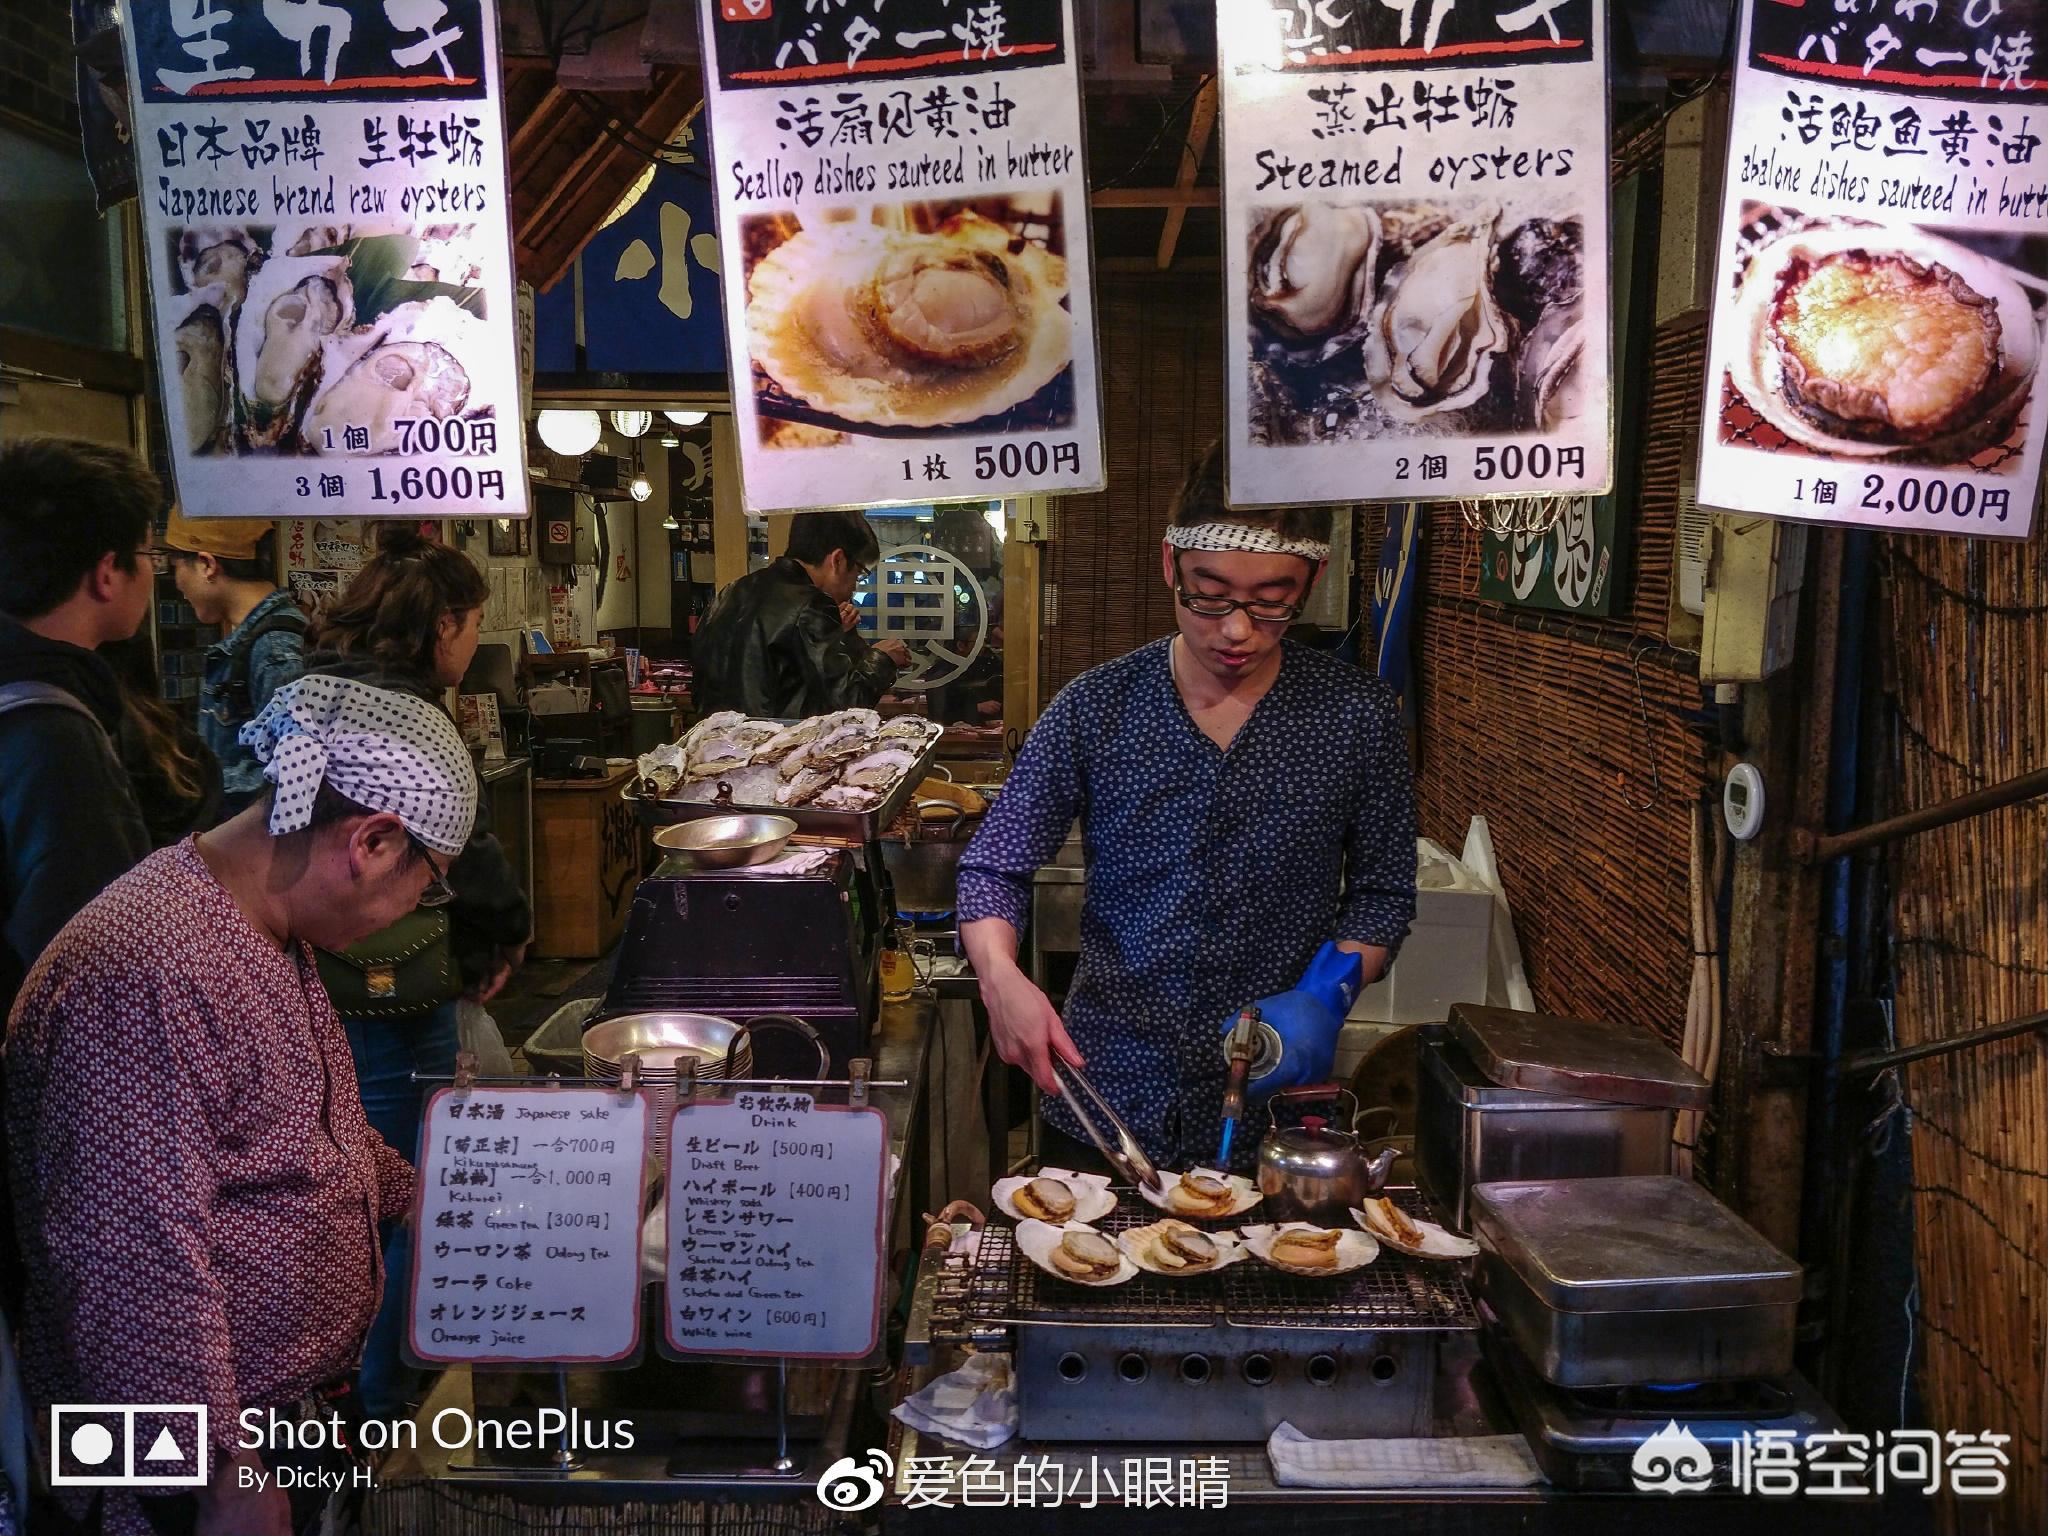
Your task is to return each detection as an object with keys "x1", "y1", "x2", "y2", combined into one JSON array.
[
  {"x1": 658, "y1": 430, "x2": 680, "y2": 448},
  {"x1": 610, "y1": 409, "x2": 653, "y2": 438},
  {"x1": 630, "y1": 473, "x2": 653, "y2": 502},
  {"x1": 535, "y1": 409, "x2": 602, "y2": 457},
  {"x1": 661, "y1": 511, "x2": 680, "y2": 531},
  {"x1": 663, "y1": 409, "x2": 708, "y2": 427}
]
